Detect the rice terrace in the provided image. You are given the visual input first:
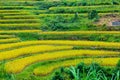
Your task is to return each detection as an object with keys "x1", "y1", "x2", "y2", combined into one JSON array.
[{"x1": 0, "y1": 0, "x2": 120, "y2": 80}]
